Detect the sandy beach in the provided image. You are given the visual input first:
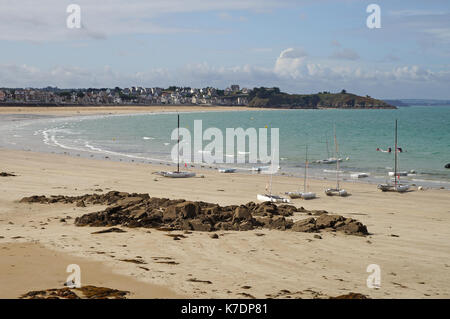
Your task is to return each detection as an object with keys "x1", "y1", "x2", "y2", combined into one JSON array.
[
  {"x1": 1, "y1": 141, "x2": 449, "y2": 298},
  {"x1": 0, "y1": 105, "x2": 254, "y2": 116}
]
